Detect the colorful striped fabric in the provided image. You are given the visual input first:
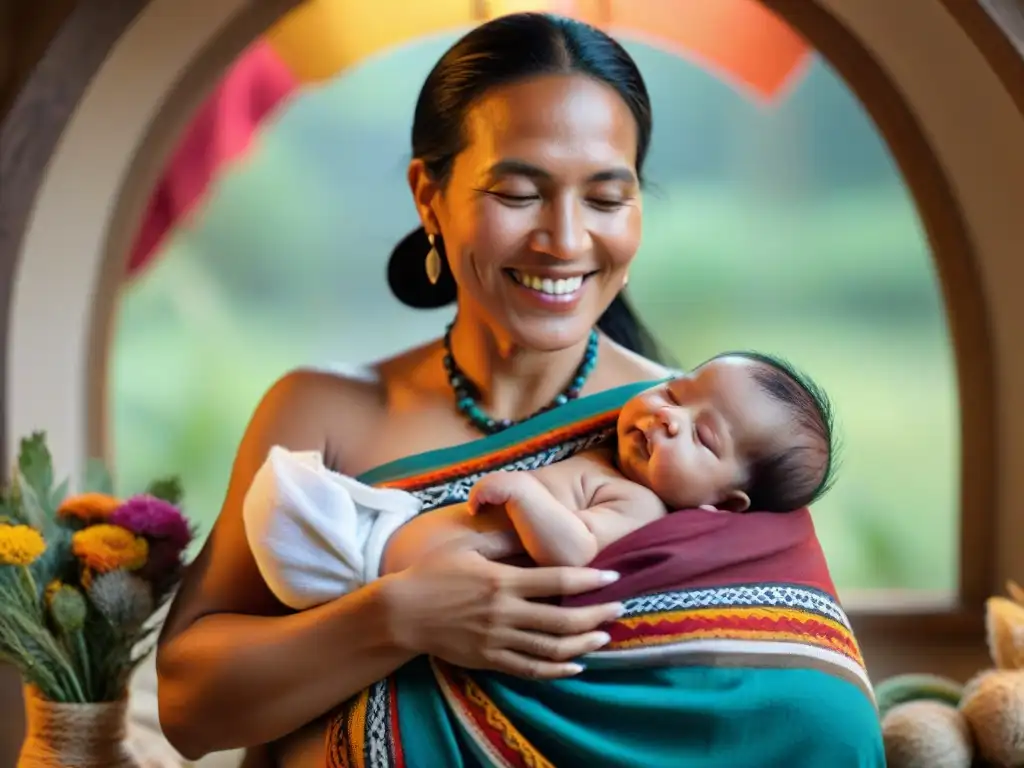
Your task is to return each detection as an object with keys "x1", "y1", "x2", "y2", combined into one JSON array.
[{"x1": 325, "y1": 380, "x2": 884, "y2": 767}]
